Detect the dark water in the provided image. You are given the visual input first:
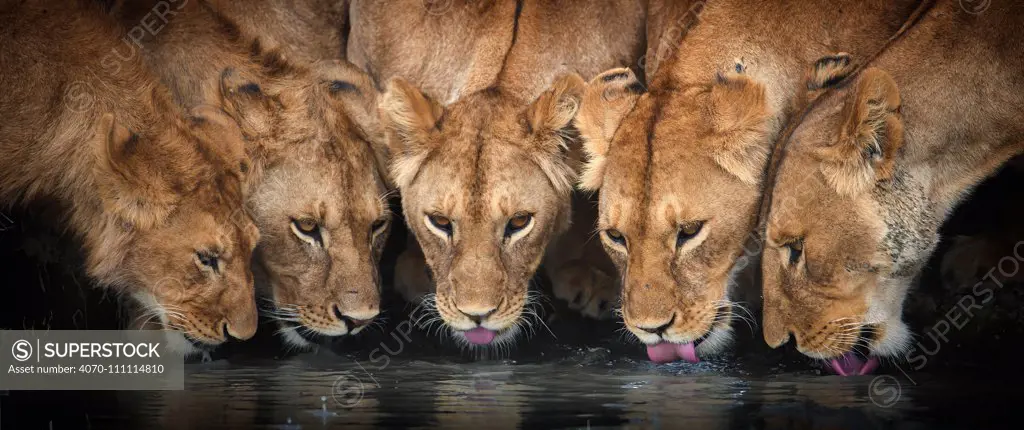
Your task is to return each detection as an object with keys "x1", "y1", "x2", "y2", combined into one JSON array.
[
  {"x1": 3, "y1": 335, "x2": 1023, "y2": 430},
  {"x1": 121, "y1": 358, "x2": 972, "y2": 429}
]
